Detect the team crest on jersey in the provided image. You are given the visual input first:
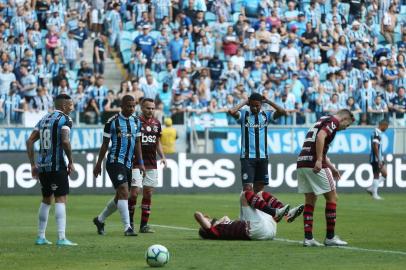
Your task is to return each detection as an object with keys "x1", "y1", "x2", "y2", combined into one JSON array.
[
  {"x1": 146, "y1": 126, "x2": 152, "y2": 132},
  {"x1": 153, "y1": 125, "x2": 158, "y2": 132},
  {"x1": 117, "y1": 174, "x2": 124, "y2": 181}
]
